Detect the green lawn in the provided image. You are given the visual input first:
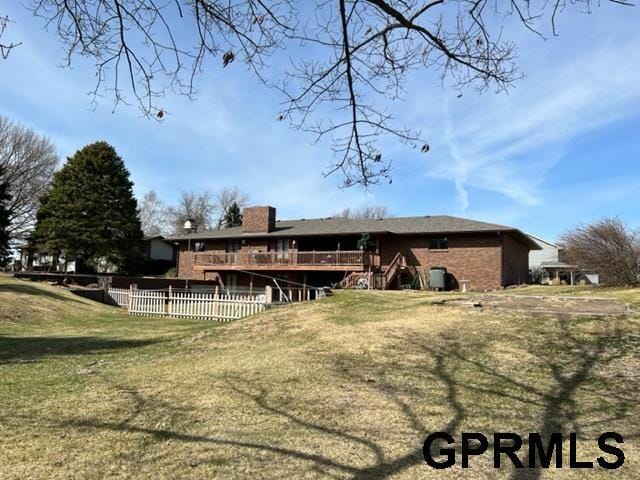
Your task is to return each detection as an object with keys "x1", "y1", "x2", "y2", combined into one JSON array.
[{"x1": 1, "y1": 274, "x2": 639, "y2": 479}]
